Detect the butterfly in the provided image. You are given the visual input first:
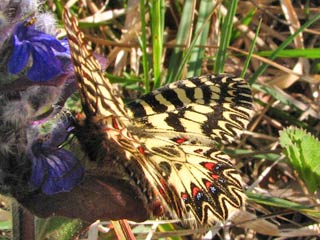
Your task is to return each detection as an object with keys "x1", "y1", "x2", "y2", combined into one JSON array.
[{"x1": 63, "y1": 8, "x2": 252, "y2": 226}]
